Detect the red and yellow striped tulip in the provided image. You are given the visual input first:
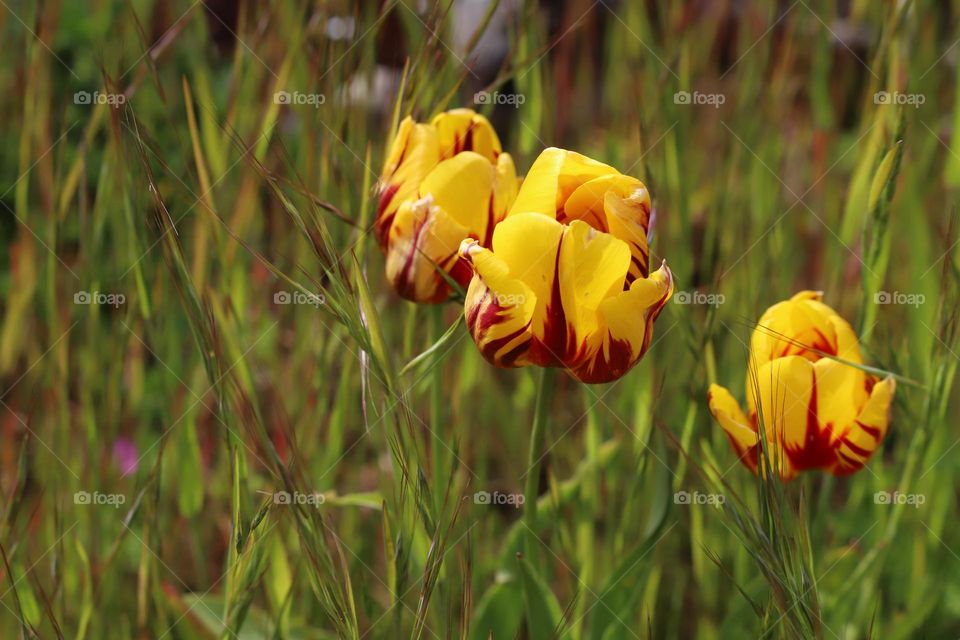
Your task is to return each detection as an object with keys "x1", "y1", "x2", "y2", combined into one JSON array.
[
  {"x1": 458, "y1": 147, "x2": 673, "y2": 384},
  {"x1": 375, "y1": 109, "x2": 518, "y2": 303},
  {"x1": 707, "y1": 291, "x2": 896, "y2": 479}
]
